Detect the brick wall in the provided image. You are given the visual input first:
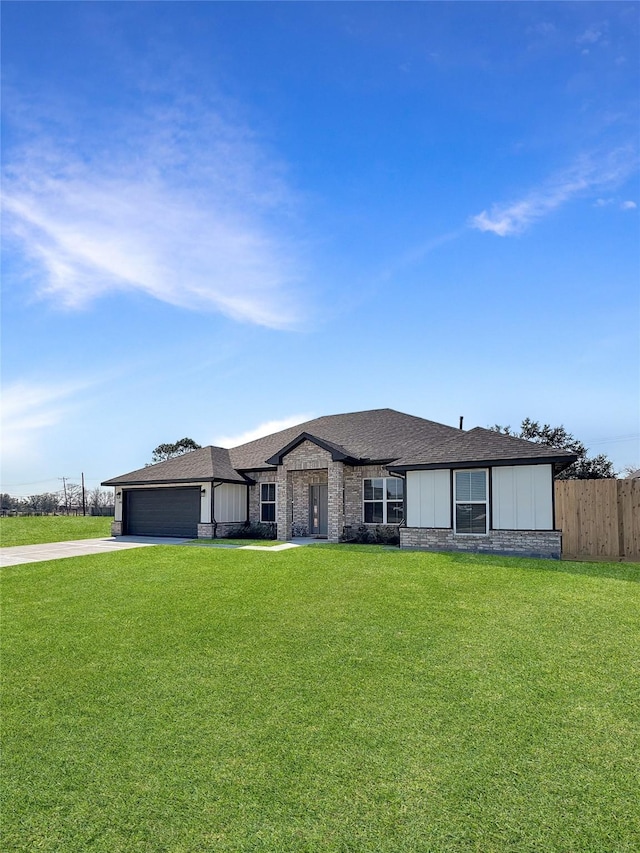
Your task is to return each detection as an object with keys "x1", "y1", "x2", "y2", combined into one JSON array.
[
  {"x1": 290, "y1": 469, "x2": 328, "y2": 532},
  {"x1": 197, "y1": 522, "x2": 239, "y2": 539},
  {"x1": 400, "y1": 527, "x2": 562, "y2": 559},
  {"x1": 274, "y1": 441, "x2": 335, "y2": 540},
  {"x1": 343, "y1": 464, "x2": 391, "y2": 528},
  {"x1": 245, "y1": 470, "x2": 277, "y2": 525},
  {"x1": 244, "y1": 451, "x2": 400, "y2": 543},
  {"x1": 328, "y1": 461, "x2": 344, "y2": 542}
]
